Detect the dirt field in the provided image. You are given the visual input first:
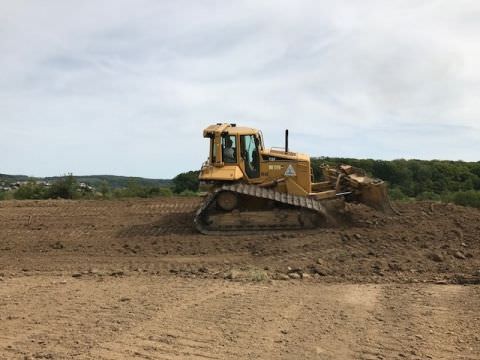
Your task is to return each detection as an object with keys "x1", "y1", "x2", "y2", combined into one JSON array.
[{"x1": 1, "y1": 198, "x2": 479, "y2": 359}]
